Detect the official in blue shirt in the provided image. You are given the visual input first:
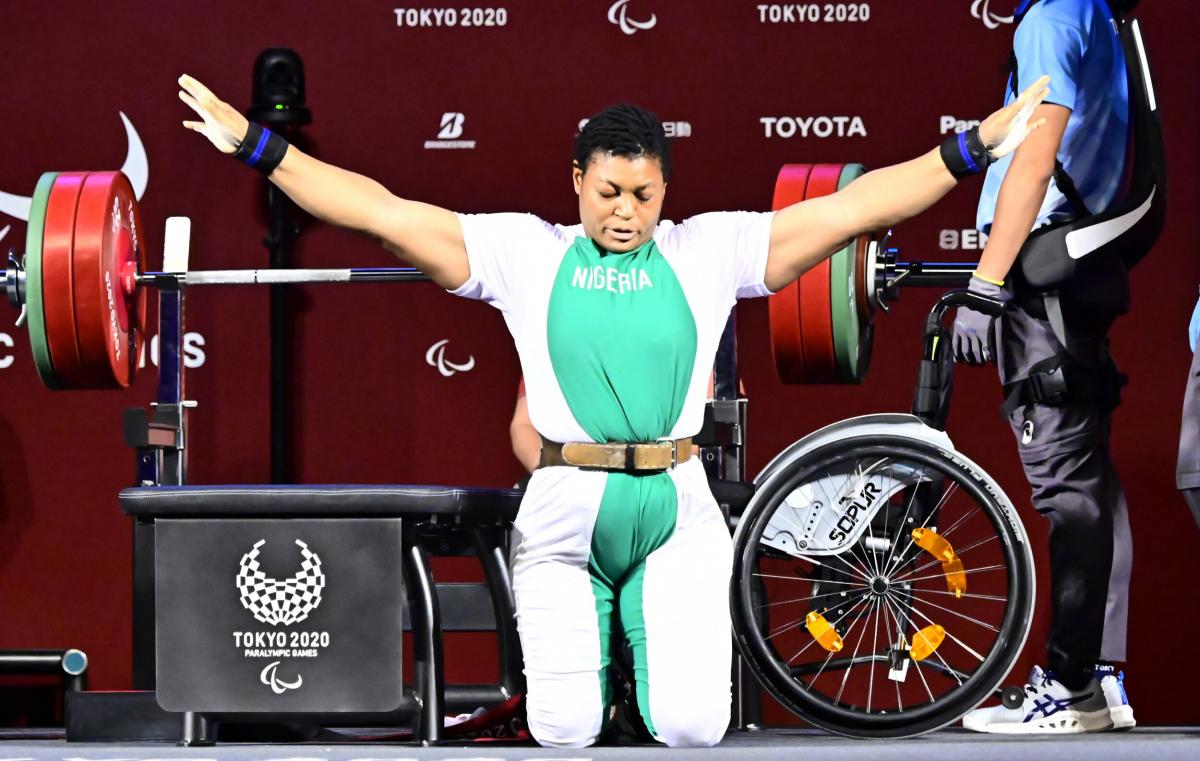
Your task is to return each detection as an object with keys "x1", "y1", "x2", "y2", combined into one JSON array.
[
  {"x1": 955, "y1": 0, "x2": 1140, "y2": 735},
  {"x1": 977, "y1": 1, "x2": 1129, "y2": 232}
]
